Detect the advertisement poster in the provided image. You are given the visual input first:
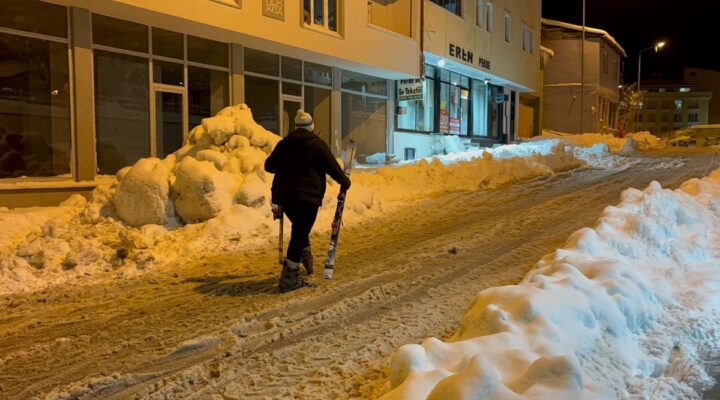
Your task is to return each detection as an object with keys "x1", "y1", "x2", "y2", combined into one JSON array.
[{"x1": 439, "y1": 109, "x2": 450, "y2": 134}]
